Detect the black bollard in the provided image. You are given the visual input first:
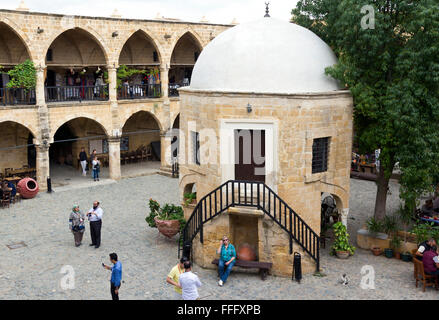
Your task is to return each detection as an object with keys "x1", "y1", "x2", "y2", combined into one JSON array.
[
  {"x1": 292, "y1": 252, "x2": 302, "y2": 283},
  {"x1": 47, "y1": 177, "x2": 52, "y2": 193}
]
